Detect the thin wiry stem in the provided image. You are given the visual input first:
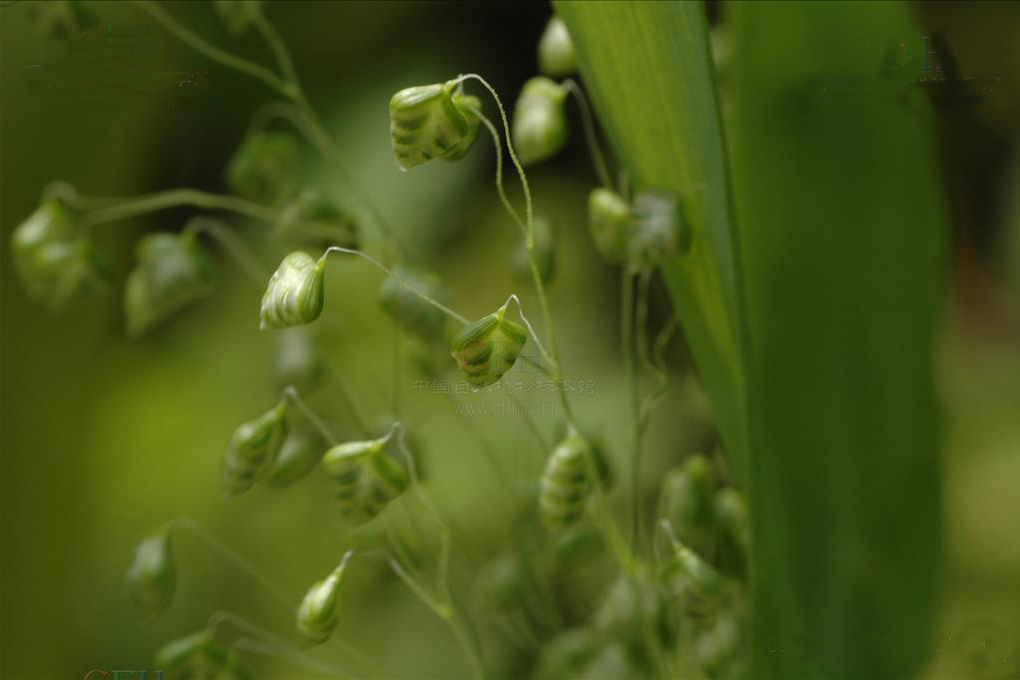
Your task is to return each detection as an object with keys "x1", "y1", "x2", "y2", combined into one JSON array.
[
  {"x1": 171, "y1": 517, "x2": 294, "y2": 613},
  {"x1": 249, "y1": 8, "x2": 299, "y2": 86},
  {"x1": 131, "y1": 1, "x2": 296, "y2": 99},
  {"x1": 283, "y1": 386, "x2": 338, "y2": 445},
  {"x1": 80, "y1": 188, "x2": 278, "y2": 228},
  {"x1": 467, "y1": 106, "x2": 527, "y2": 237},
  {"x1": 563, "y1": 79, "x2": 613, "y2": 189},
  {"x1": 504, "y1": 294, "x2": 553, "y2": 367},
  {"x1": 184, "y1": 216, "x2": 267, "y2": 285},
  {"x1": 321, "y1": 246, "x2": 470, "y2": 325}
]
